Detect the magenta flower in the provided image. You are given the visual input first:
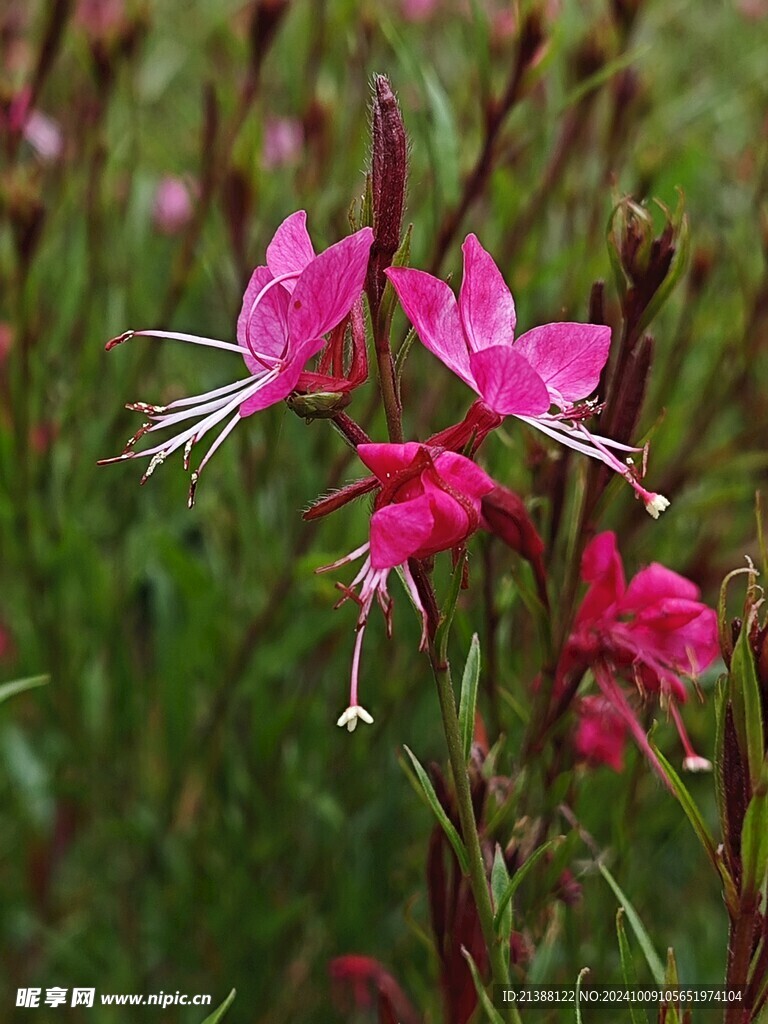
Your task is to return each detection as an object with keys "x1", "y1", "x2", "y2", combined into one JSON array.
[
  {"x1": 562, "y1": 531, "x2": 718, "y2": 773},
  {"x1": 386, "y1": 234, "x2": 670, "y2": 518},
  {"x1": 100, "y1": 212, "x2": 373, "y2": 503},
  {"x1": 319, "y1": 443, "x2": 495, "y2": 732}
]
